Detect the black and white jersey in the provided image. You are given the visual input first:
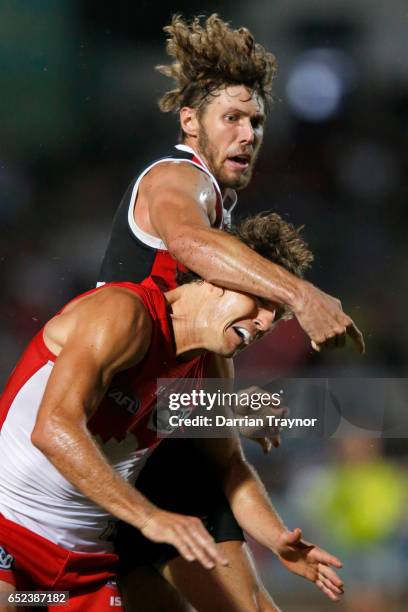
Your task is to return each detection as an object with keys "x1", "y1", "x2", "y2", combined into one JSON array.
[{"x1": 98, "y1": 144, "x2": 237, "y2": 290}]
